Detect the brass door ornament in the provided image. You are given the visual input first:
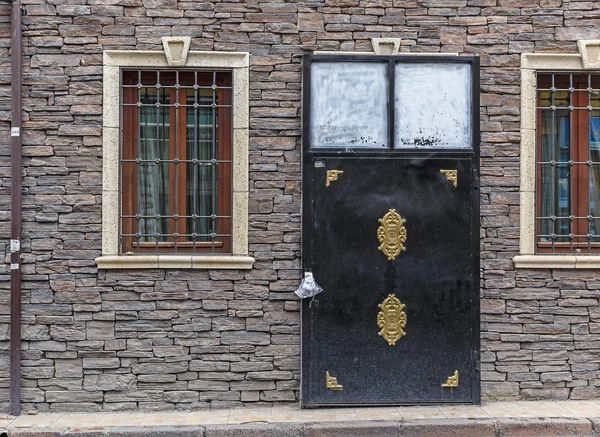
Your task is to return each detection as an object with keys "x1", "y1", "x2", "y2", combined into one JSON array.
[
  {"x1": 442, "y1": 370, "x2": 459, "y2": 388},
  {"x1": 377, "y1": 294, "x2": 407, "y2": 346},
  {"x1": 326, "y1": 170, "x2": 344, "y2": 187},
  {"x1": 440, "y1": 169, "x2": 457, "y2": 188},
  {"x1": 325, "y1": 371, "x2": 343, "y2": 390},
  {"x1": 377, "y1": 209, "x2": 407, "y2": 261}
]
